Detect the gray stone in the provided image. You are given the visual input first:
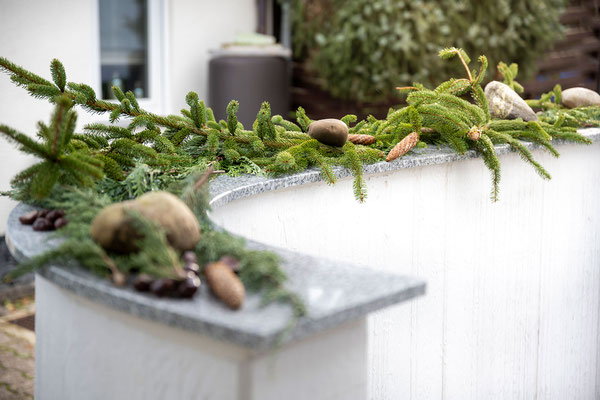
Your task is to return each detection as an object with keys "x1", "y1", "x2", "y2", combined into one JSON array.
[
  {"x1": 307, "y1": 119, "x2": 349, "y2": 147},
  {"x1": 484, "y1": 81, "x2": 538, "y2": 122},
  {"x1": 561, "y1": 87, "x2": 600, "y2": 108}
]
